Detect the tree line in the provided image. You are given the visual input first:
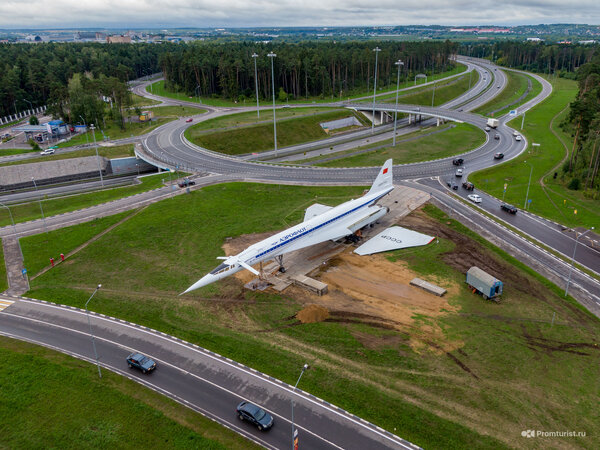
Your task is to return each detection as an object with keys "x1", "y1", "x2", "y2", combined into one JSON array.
[
  {"x1": 159, "y1": 41, "x2": 458, "y2": 101},
  {"x1": 460, "y1": 41, "x2": 598, "y2": 76},
  {"x1": 0, "y1": 42, "x2": 169, "y2": 118},
  {"x1": 564, "y1": 52, "x2": 600, "y2": 193}
]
